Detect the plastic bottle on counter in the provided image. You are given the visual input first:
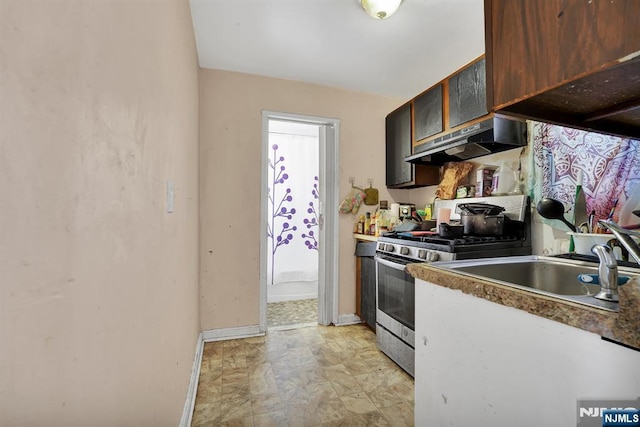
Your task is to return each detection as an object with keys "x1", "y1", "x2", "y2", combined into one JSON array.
[
  {"x1": 357, "y1": 215, "x2": 365, "y2": 234},
  {"x1": 423, "y1": 204, "x2": 433, "y2": 220},
  {"x1": 491, "y1": 162, "x2": 515, "y2": 196},
  {"x1": 364, "y1": 212, "x2": 371, "y2": 235},
  {"x1": 370, "y1": 213, "x2": 377, "y2": 236}
]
